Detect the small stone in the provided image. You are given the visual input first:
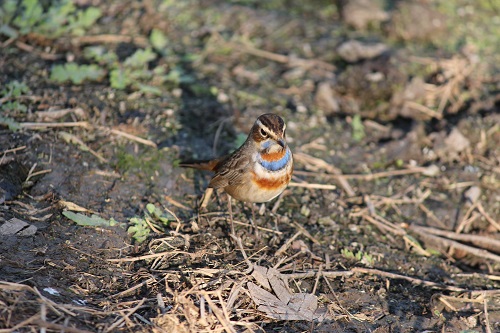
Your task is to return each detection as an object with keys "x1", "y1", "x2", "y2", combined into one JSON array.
[
  {"x1": 0, "y1": 218, "x2": 37, "y2": 236},
  {"x1": 315, "y1": 81, "x2": 340, "y2": 115},
  {"x1": 300, "y1": 205, "x2": 311, "y2": 217},
  {"x1": 337, "y1": 40, "x2": 388, "y2": 63},
  {"x1": 464, "y1": 186, "x2": 481, "y2": 204},
  {"x1": 422, "y1": 164, "x2": 440, "y2": 177},
  {"x1": 341, "y1": 0, "x2": 389, "y2": 30}
]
